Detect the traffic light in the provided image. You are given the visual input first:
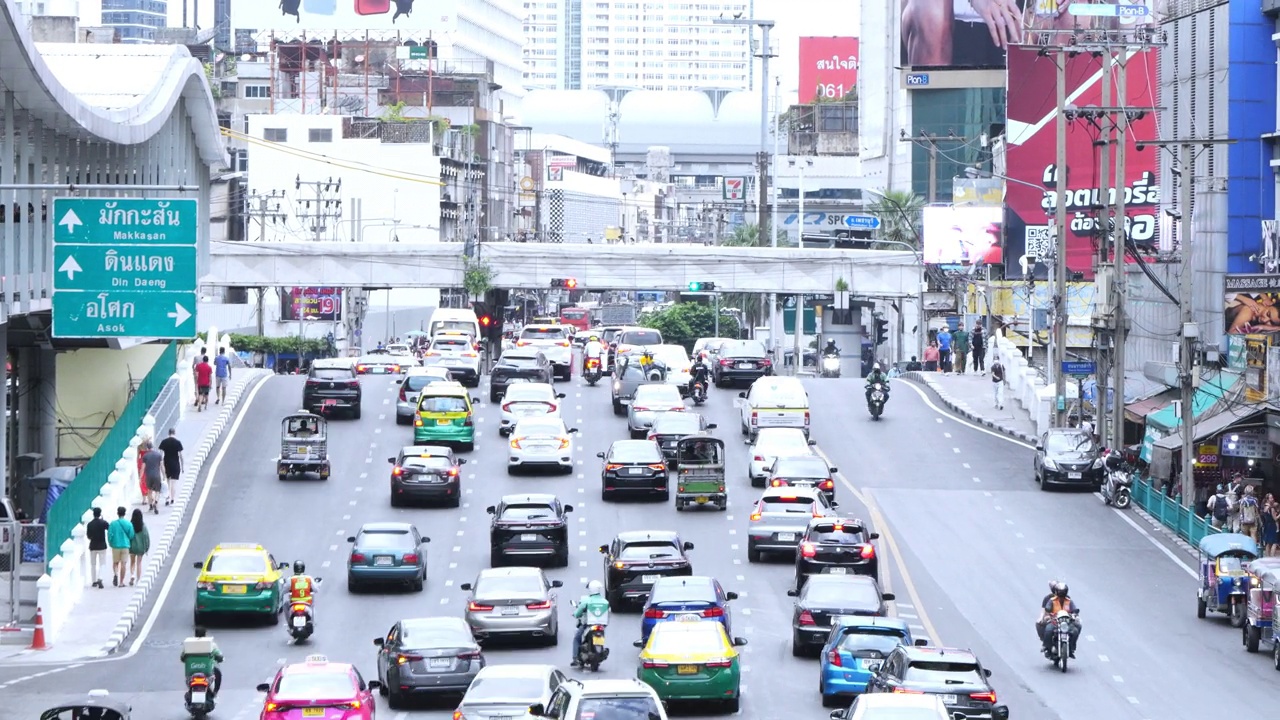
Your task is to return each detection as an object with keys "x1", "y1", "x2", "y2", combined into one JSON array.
[
  {"x1": 551, "y1": 278, "x2": 578, "y2": 289},
  {"x1": 687, "y1": 281, "x2": 716, "y2": 292},
  {"x1": 873, "y1": 317, "x2": 889, "y2": 346},
  {"x1": 479, "y1": 315, "x2": 492, "y2": 328}
]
